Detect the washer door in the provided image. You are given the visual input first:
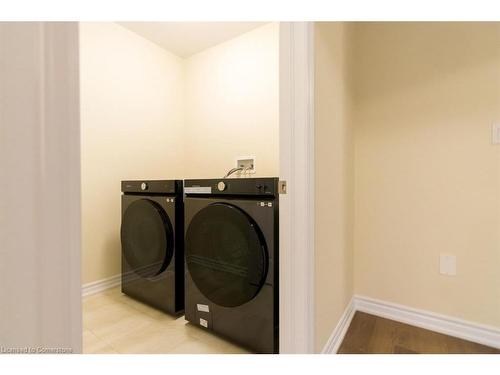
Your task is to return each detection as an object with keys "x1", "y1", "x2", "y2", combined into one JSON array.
[
  {"x1": 185, "y1": 202, "x2": 268, "y2": 308},
  {"x1": 121, "y1": 199, "x2": 174, "y2": 278}
]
